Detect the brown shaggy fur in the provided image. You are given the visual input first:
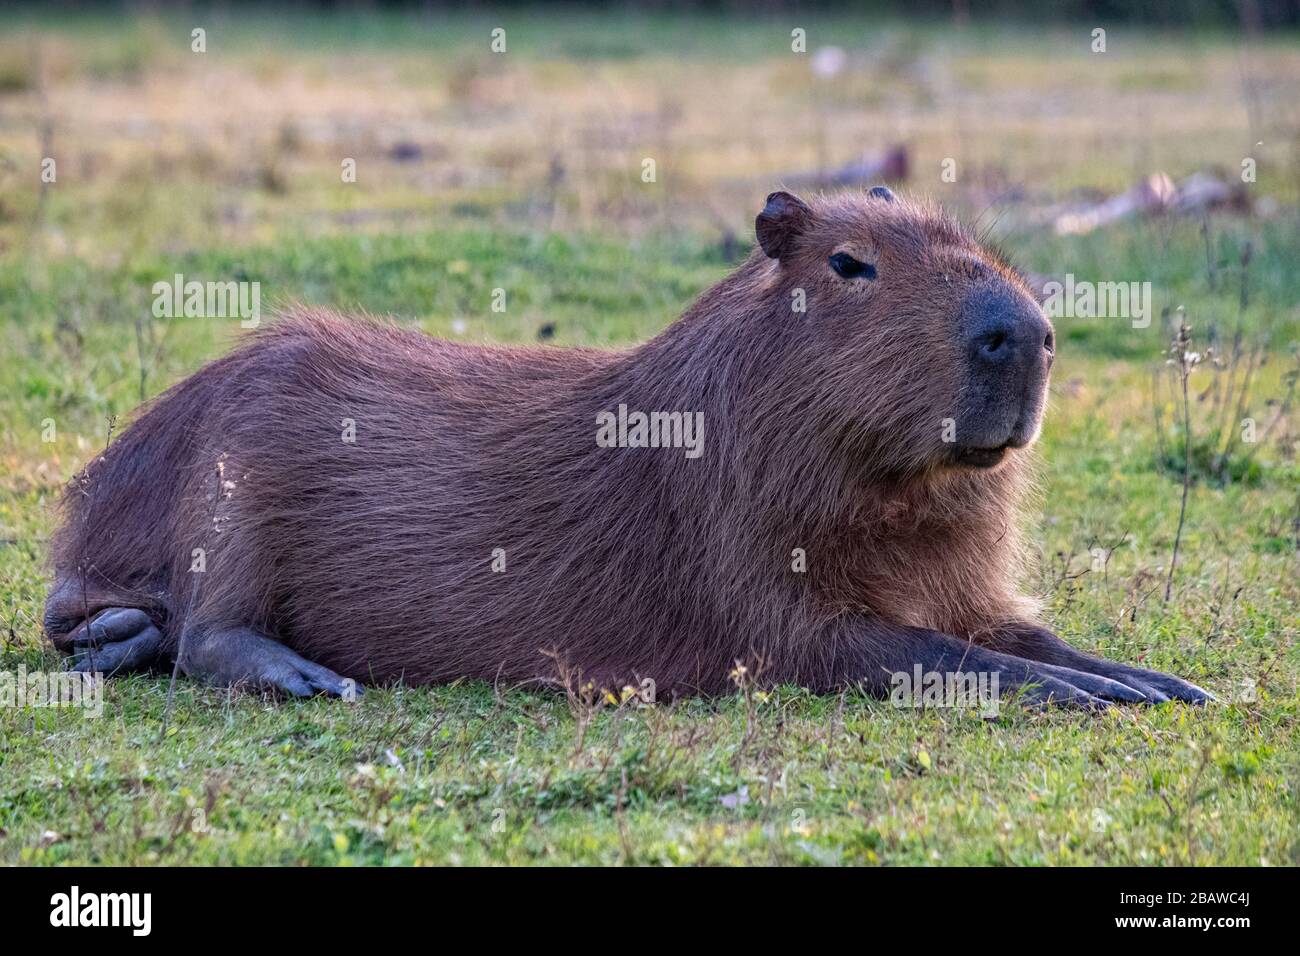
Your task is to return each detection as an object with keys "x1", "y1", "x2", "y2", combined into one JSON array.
[{"x1": 46, "y1": 191, "x2": 1062, "y2": 697}]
